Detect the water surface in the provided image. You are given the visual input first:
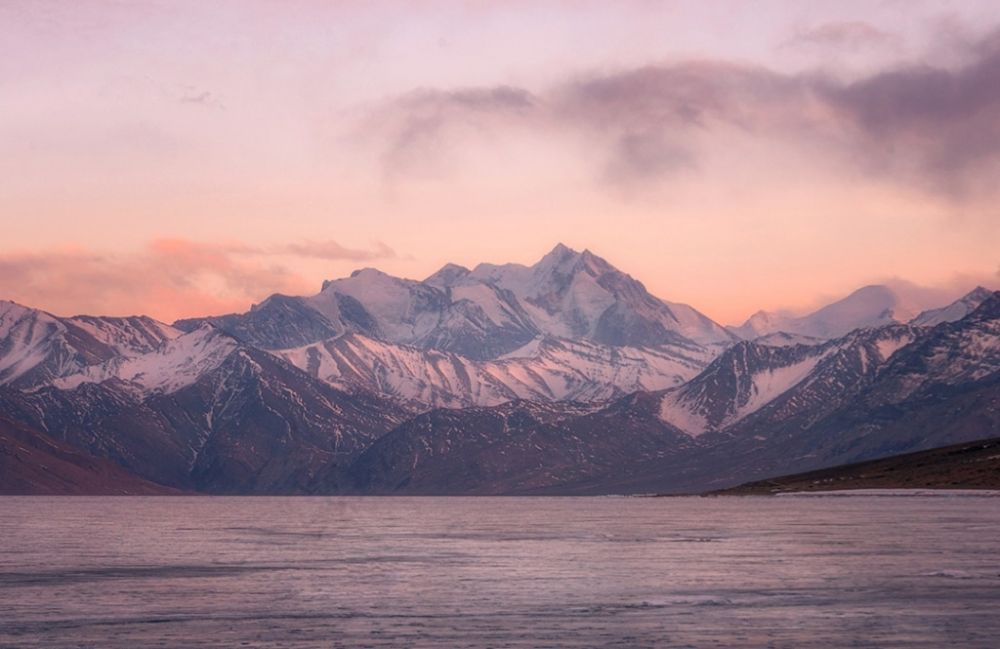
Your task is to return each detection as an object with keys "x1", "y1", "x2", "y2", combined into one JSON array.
[{"x1": 1, "y1": 495, "x2": 998, "y2": 648}]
